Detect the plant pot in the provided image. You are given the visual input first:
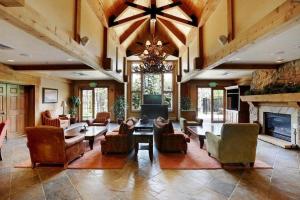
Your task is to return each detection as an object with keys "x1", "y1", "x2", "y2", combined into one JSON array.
[{"x1": 70, "y1": 117, "x2": 77, "y2": 124}]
